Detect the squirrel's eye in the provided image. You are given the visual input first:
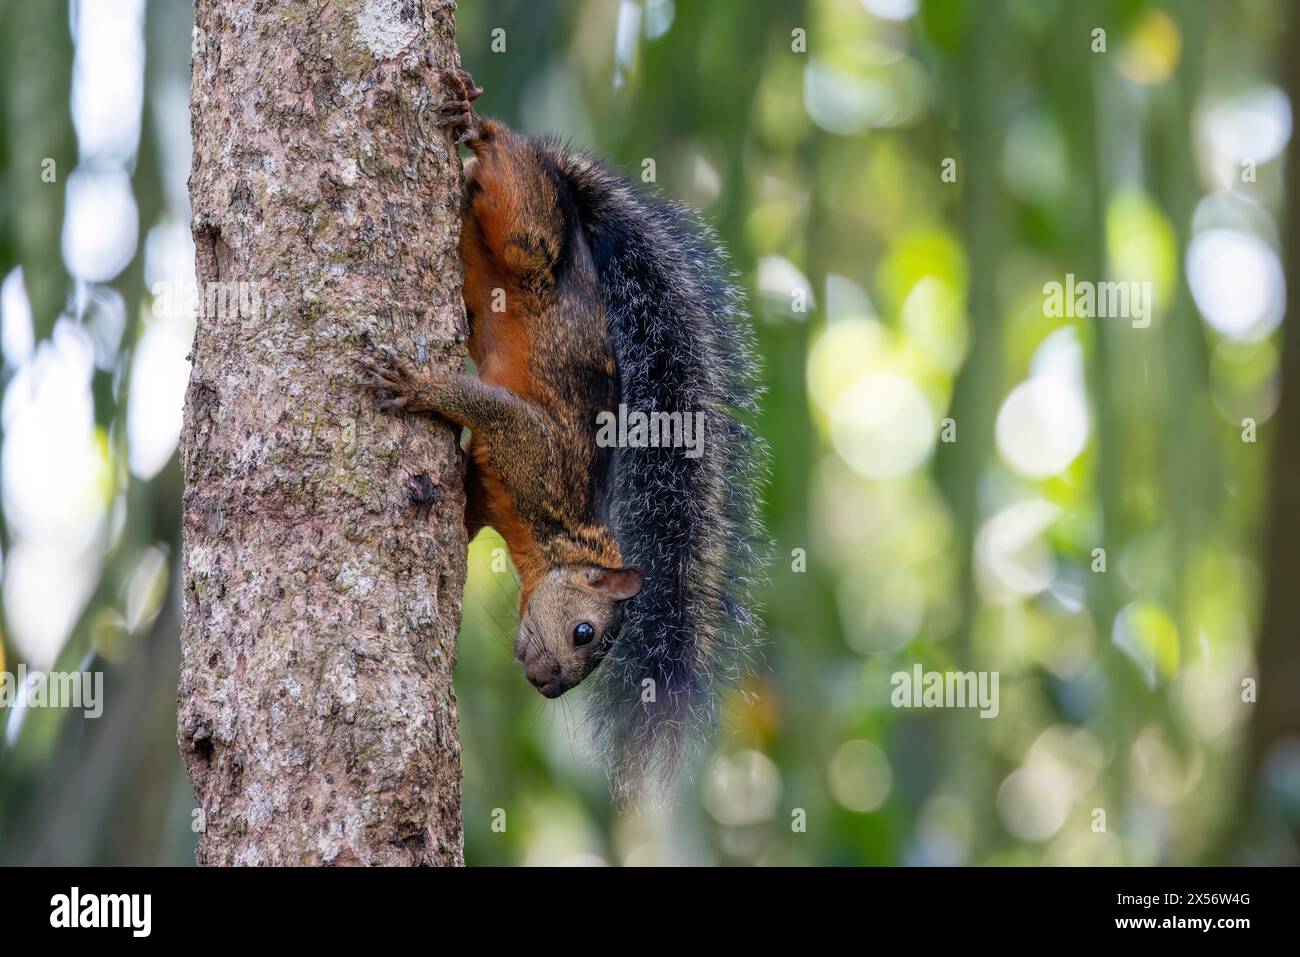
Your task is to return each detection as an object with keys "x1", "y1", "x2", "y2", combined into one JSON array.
[{"x1": 573, "y1": 622, "x2": 596, "y2": 647}]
